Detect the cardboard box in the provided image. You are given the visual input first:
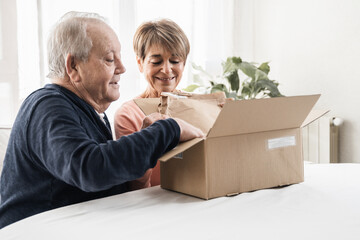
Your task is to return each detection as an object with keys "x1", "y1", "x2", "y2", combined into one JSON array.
[{"x1": 135, "y1": 94, "x2": 328, "y2": 200}]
